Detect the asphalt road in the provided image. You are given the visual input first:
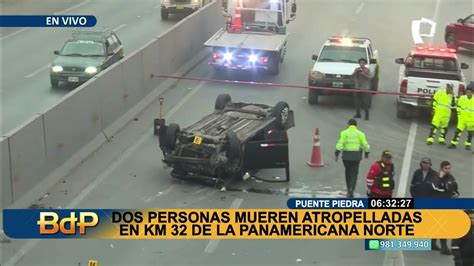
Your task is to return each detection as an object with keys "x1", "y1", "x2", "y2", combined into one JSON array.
[
  {"x1": 2, "y1": 0, "x2": 473, "y2": 265},
  {"x1": 0, "y1": 0, "x2": 180, "y2": 134}
]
